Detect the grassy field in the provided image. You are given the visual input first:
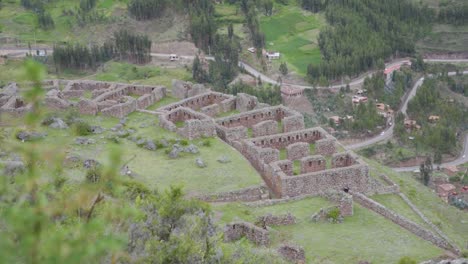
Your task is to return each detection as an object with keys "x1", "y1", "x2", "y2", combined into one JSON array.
[
  {"x1": 0, "y1": 0, "x2": 186, "y2": 45},
  {"x1": 91, "y1": 62, "x2": 193, "y2": 88},
  {"x1": 366, "y1": 158, "x2": 468, "y2": 248},
  {"x1": 1, "y1": 97, "x2": 262, "y2": 195},
  {"x1": 214, "y1": 197, "x2": 443, "y2": 264},
  {"x1": 259, "y1": 4, "x2": 325, "y2": 76},
  {"x1": 417, "y1": 24, "x2": 468, "y2": 53},
  {"x1": 0, "y1": 59, "x2": 193, "y2": 88}
]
